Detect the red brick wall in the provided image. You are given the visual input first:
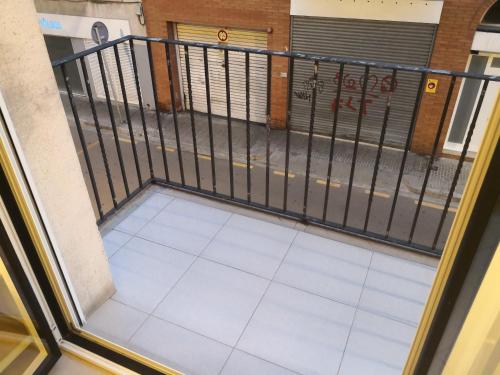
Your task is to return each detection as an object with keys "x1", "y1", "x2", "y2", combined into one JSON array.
[
  {"x1": 142, "y1": 0, "x2": 290, "y2": 127},
  {"x1": 412, "y1": 0, "x2": 497, "y2": 155}
]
